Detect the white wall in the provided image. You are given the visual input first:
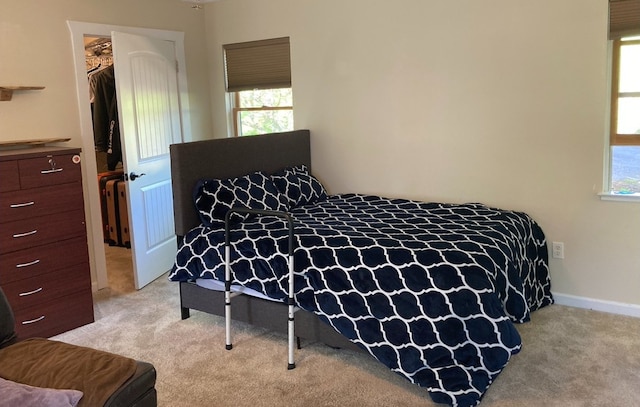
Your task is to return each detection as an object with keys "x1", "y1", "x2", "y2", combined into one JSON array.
[
  {"x1": 205, "y1": 0, "x2": 640, "y2": 312},
  {"x1": 1, "y1": 0, "x2": 212, "y2": 285}
]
